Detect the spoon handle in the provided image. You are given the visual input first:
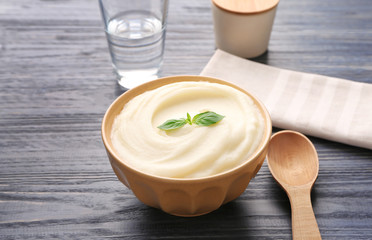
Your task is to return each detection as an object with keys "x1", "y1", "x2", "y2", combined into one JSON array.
[{"x1": 288, "y1": 186, "x2": 321, "y2": 240}]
